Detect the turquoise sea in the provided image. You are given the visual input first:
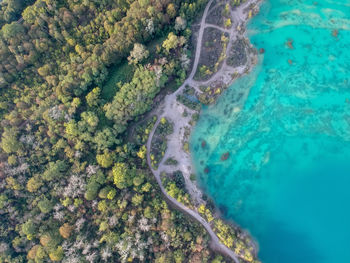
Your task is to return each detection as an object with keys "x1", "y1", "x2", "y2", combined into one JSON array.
[{"x1": 190, "y1": 1, "x2": 350, "y2": 262}]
